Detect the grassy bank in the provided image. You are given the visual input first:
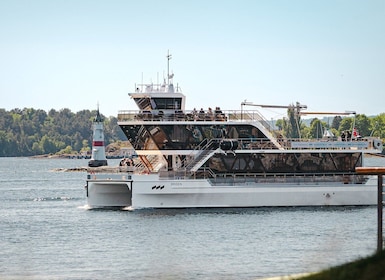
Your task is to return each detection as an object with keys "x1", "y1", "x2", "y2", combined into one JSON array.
[{"x1": 298, "y1": 249, "x2": 385, "y2": 280}]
